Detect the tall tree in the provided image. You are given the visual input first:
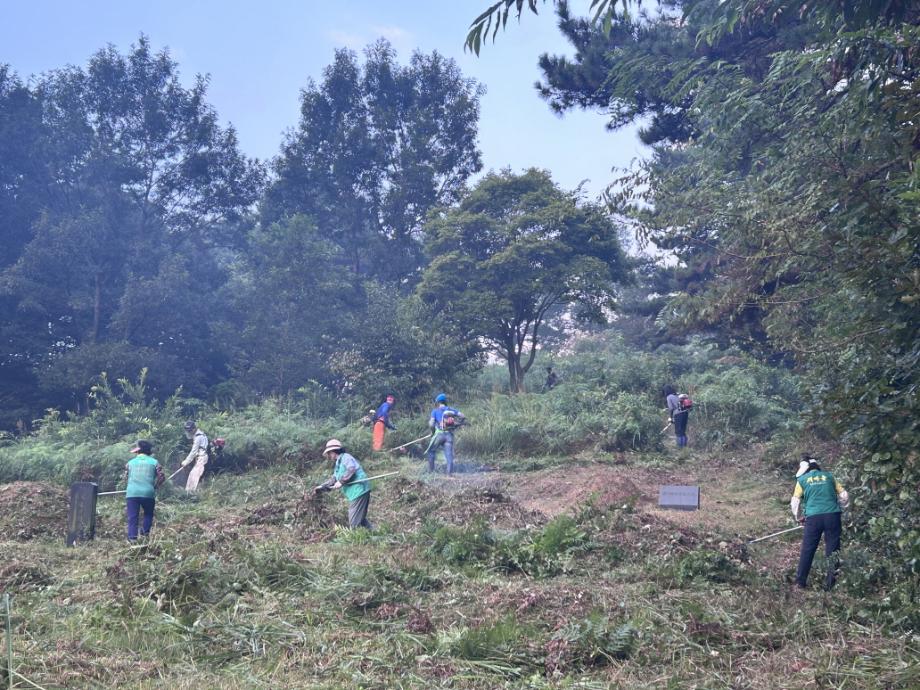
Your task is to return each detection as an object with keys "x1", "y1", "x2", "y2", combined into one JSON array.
[
  {"x1": 263, "y1": 40, "x2": 483, "y2": 284},
  {"x1": 0, "y1": 37, "x2": 263, "y2": 417},
  {"x1": 222, "y1": 215, "x2": 358, "y2": 395},
  {"x1": 418, "y1": 169, "x2": 628, "y2": 392}
]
